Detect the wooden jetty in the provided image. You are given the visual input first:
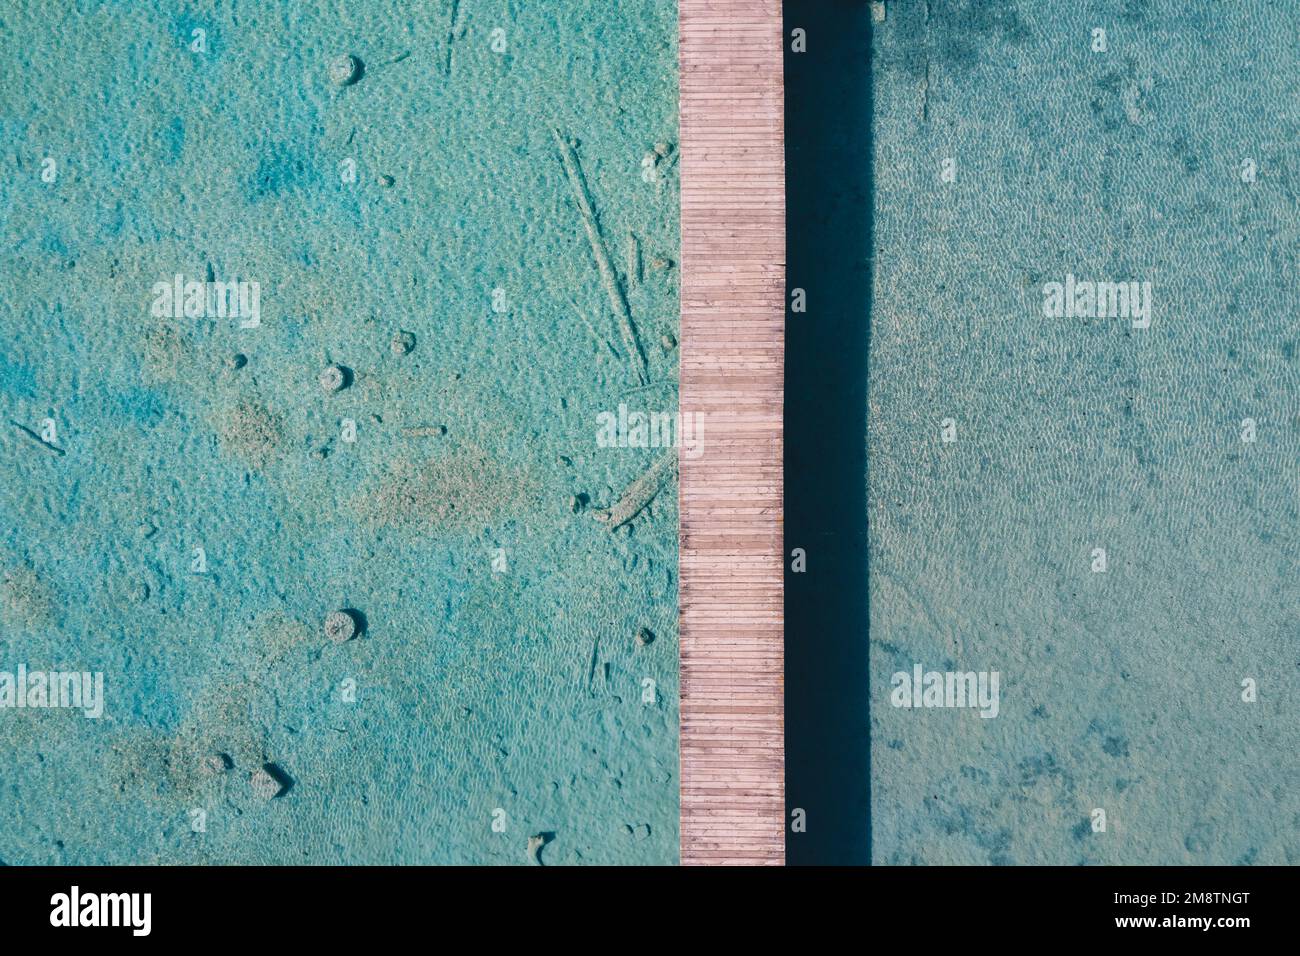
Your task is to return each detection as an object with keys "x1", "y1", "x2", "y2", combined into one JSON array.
[{"x1": 678, "y1": 0, "x2": 786, "y2": 865}]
